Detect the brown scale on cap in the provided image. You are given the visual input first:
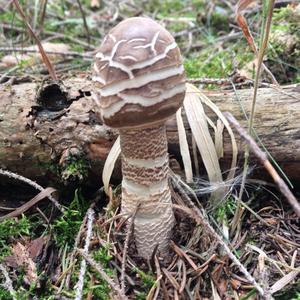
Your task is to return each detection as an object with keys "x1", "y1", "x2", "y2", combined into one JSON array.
[{"x1": 93, "y1": 17, "x2": 186, "y2": 258}]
